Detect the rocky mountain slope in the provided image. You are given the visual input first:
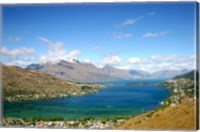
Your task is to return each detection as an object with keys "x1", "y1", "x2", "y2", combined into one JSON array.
[
  {"x1": 26, "y1": 60, "x2": 119, "y2": 82},
  {"x1": 26, "y1": 59, "x2": 190, "y2": 82}
]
